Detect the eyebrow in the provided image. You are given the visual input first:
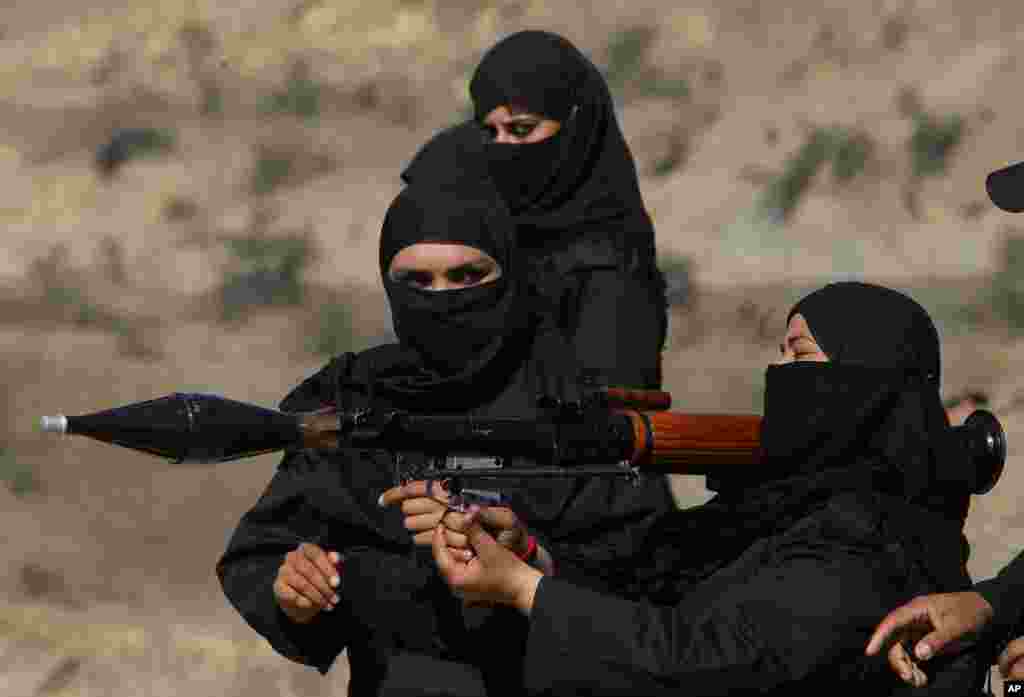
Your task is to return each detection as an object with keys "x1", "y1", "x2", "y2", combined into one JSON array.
[
  {"x1": 392, "y1": 260, "x2": 493, "y2": 275},
  {"x1": 447, "y1": 261, "x2": 494, "y2": 274}
]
